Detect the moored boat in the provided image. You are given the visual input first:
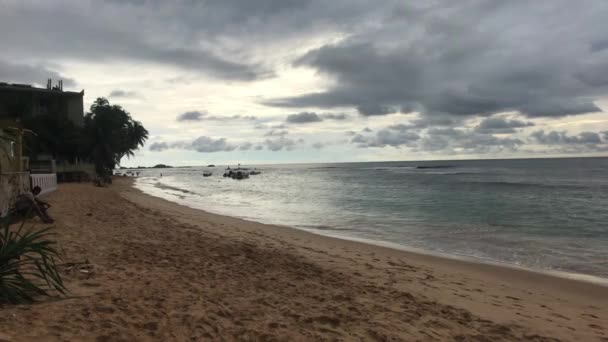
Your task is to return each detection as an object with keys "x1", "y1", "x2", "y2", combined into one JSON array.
[{"x1": 223, "y1": 165, "x2": 253, "y2": 179}]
